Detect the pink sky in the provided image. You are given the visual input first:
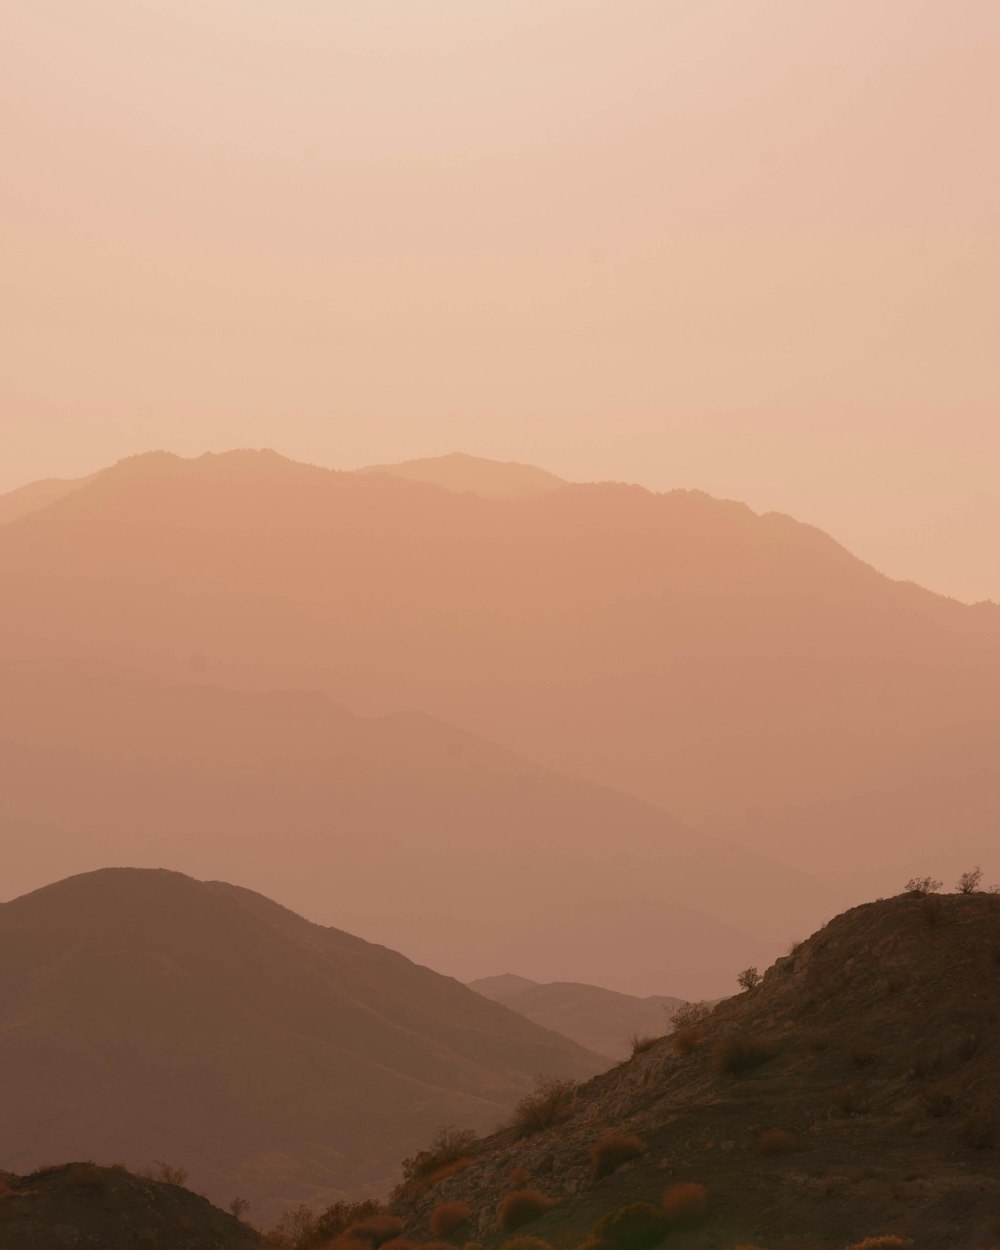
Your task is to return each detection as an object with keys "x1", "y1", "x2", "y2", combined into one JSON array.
[{"x1": 3, "y1": 0, "x2": 998, "y2": 601}]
